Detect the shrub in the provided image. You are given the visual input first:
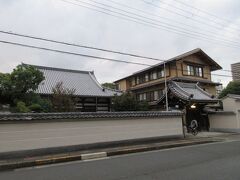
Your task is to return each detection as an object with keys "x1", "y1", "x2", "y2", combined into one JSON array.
[
  {"x1": 137, "y1": 101, "x2": 149, "y2": 111},
  {"x1": 28, "y1": 103, "x2": 43, "y2": 113},
  {"x1": 52, "y1": 82, "x2": 75, "y2": 112},
  {"x1": 112, "y1": 93, "x2": 149, "y2": 111},
  {"x1": 39, "y1": 99, "x2": 52, "y2": 113},
  {"x1": 16, "y1": 101, "x2": 30, "y2": 113},
  {"x1": 13, "y1": 94, "x2": 52, "y2": 113}
]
